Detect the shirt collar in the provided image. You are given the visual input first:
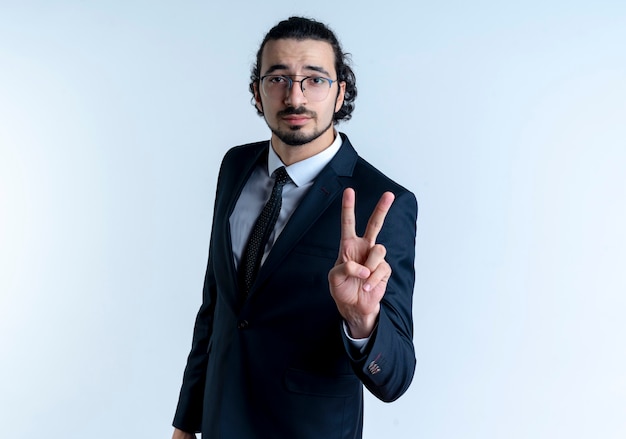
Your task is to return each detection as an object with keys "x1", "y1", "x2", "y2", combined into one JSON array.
[{"x1": 267, "y1": 131, "x2": 343, "y2": 187}]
